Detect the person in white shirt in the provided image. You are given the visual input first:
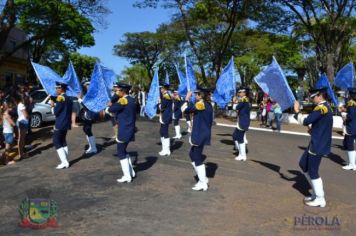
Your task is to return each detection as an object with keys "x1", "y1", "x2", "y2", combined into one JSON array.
[{"x1": 15, "y1": 94, "x2": 29, "y2": 159}]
